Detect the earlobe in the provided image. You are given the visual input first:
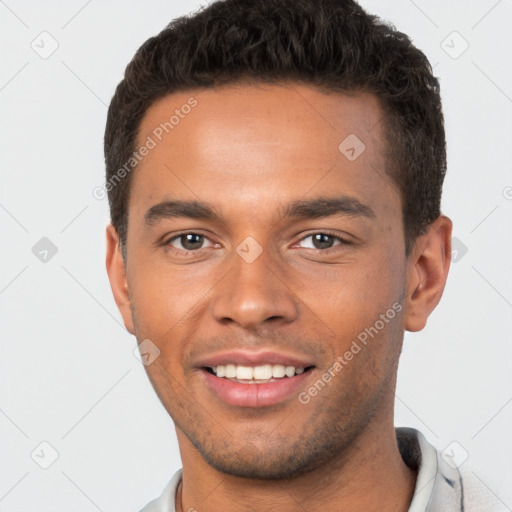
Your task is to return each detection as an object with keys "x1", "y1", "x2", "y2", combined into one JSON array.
[
  {"x1": 105, "y1": 224, "x2": 135, "y2": 335},
  {"x1": 404, "y1": 215, "x2": 452, "y2": 332}
]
